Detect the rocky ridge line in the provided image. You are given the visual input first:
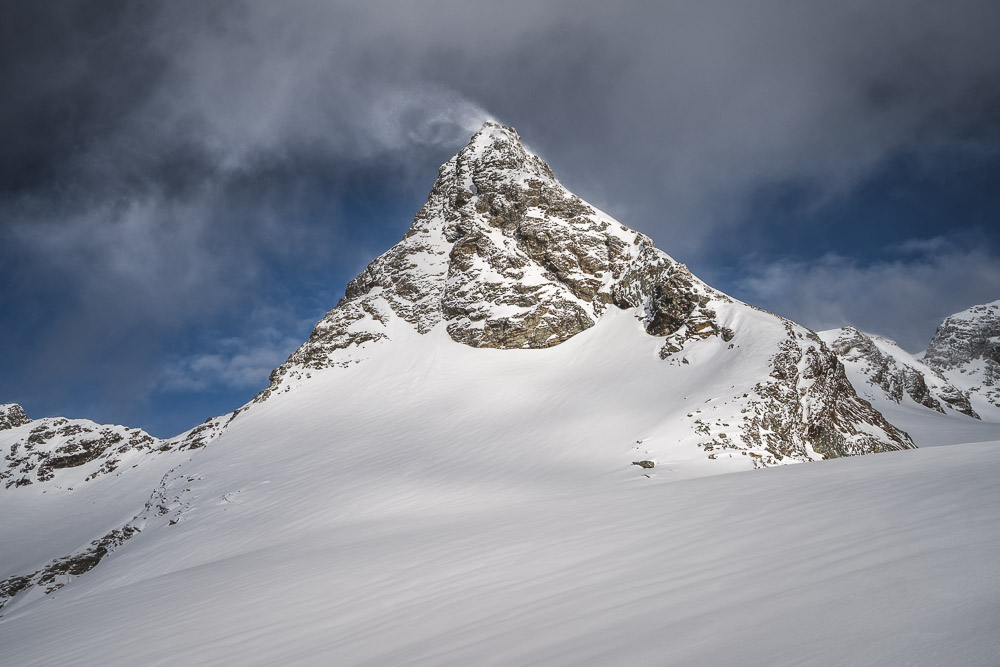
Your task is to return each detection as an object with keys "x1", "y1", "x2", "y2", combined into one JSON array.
[
  {"x1": 823, "y1": 326, "x2": 979, "y2": 418},
  {"x1": 0, "y1": 405, "x2": 237, "y2": 491}
]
